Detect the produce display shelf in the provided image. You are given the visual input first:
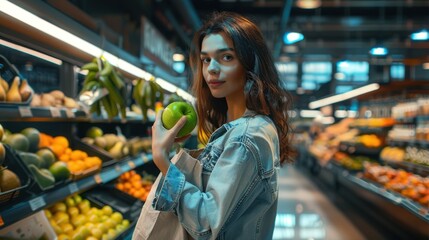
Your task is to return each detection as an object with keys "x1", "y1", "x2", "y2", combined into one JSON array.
[
  {"x1": 393, "y1": 117, "x2": 416, "y2": 124},
  {"x1": 338, "y1": 141, "x2": 383, "y2": 156},
  {"x1": 0, "y1": 105, "x2": 87, "y2": 121},
  {"x1": 0, "y1": 153, "x2": 152, "y2": 229},
  {"x1": 326, "y1": 163, "x2": 429, "y2": 223},
  {"x1": 383, "y1": 160, "x2": 429, "y2": 177},
  {"x1": 388, "y1": 139, "x2": 429, "y2": 149},
  {"x1": 349, "y1": 126, "x2": 392, "y2": 135}
]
